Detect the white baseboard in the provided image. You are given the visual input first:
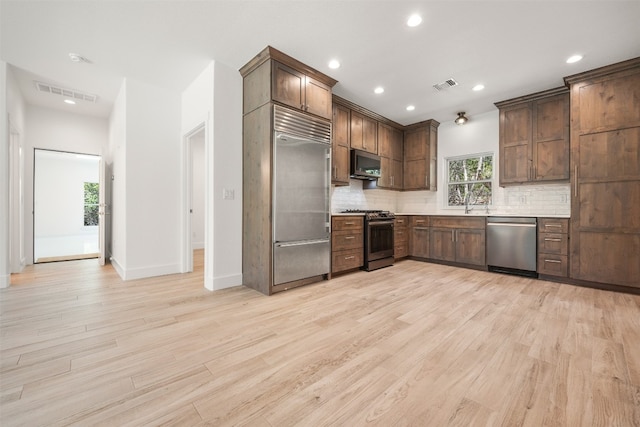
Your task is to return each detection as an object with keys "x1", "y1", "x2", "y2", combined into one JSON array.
[
  {"x1": 205, "y1": 272, "x2": 242, "y2": 291},
  {"x1": 0, "y1": 273, "x2": 9, "y2": 289},
  {"x1": 121, "y1": 263, "x2": 181, "y2": 281},
  {"x1": 110, "y1": 256, "x2": 125, "y2": 280}
]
